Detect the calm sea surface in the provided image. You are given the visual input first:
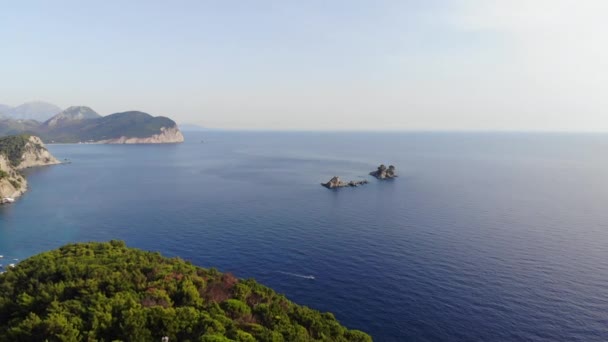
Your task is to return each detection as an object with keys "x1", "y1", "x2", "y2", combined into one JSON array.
[{"x1": 2, "y1": 132, "x2": 608, "y2": 341}]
